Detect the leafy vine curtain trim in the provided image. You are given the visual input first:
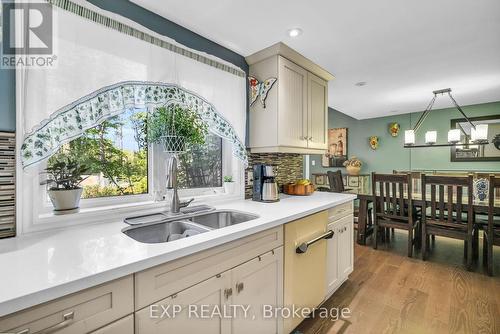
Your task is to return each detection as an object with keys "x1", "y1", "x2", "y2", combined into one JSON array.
[{"x1": 21, "y1": 81, "x2": 248, "y2": 168}]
